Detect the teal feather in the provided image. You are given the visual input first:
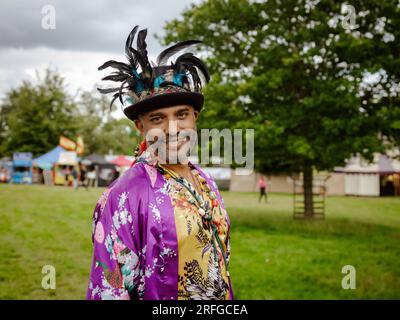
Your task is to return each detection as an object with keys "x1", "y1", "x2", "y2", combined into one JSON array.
[
  {"x1": 153, "y1": 75, "x2": 165, "y2": 88},
  {"x1": 173, "y1": 73, "x2": 185, "y2": 86},
  {"x1": 124, "y1": 96, "x2": 134, "y2": 105}
]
